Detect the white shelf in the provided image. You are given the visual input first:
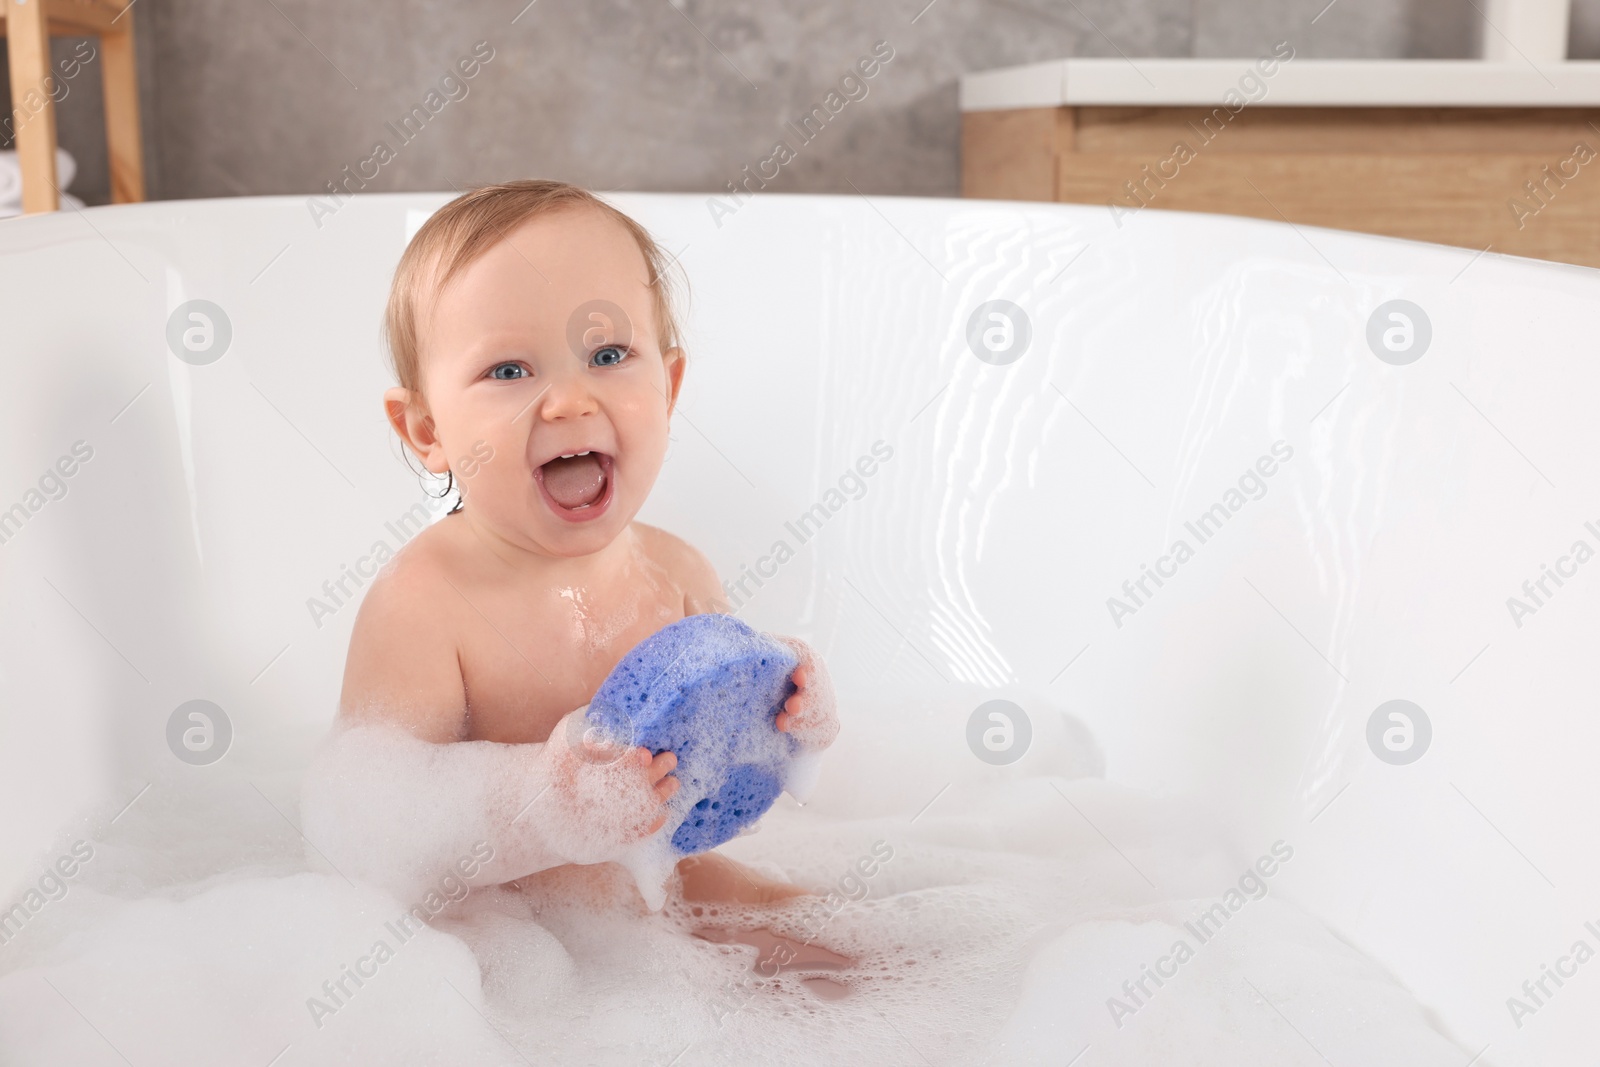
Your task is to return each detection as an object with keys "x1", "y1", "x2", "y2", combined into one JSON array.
[{"x1": 959, "y1": 58, "x2": 1600, "y2": 111}]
